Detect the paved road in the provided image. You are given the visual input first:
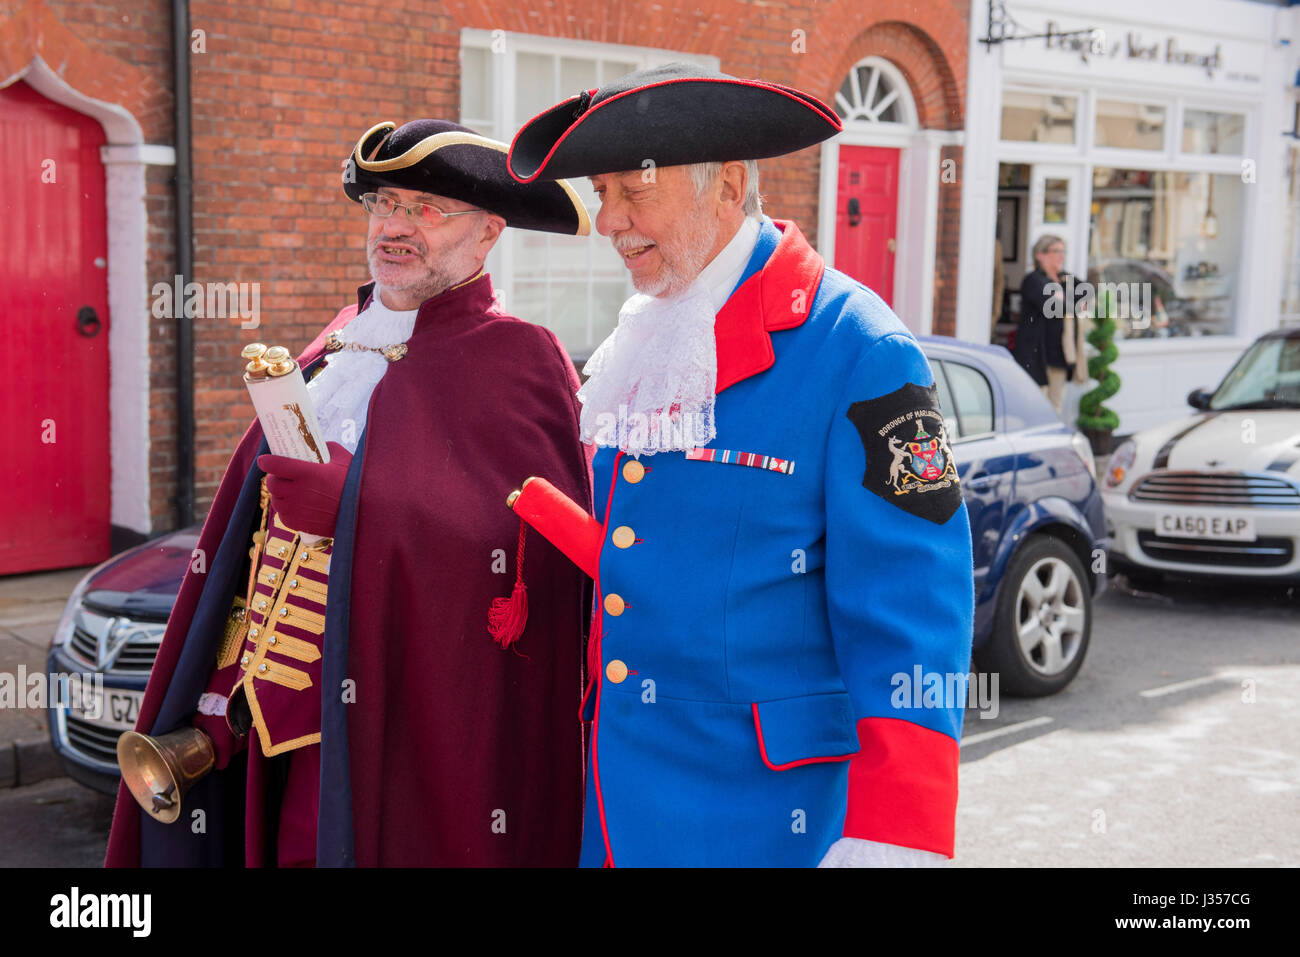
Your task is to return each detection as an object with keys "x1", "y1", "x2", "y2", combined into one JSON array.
[
  {"x1": 2, "y1": 572, "x2": 1296, "y2": 867},
  {"x1": 0, "y1": 776, "x2": 115, "y2": 867},
  {"x1": 955, "y1": 576, "x2": 1300, "y2": 867}
]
